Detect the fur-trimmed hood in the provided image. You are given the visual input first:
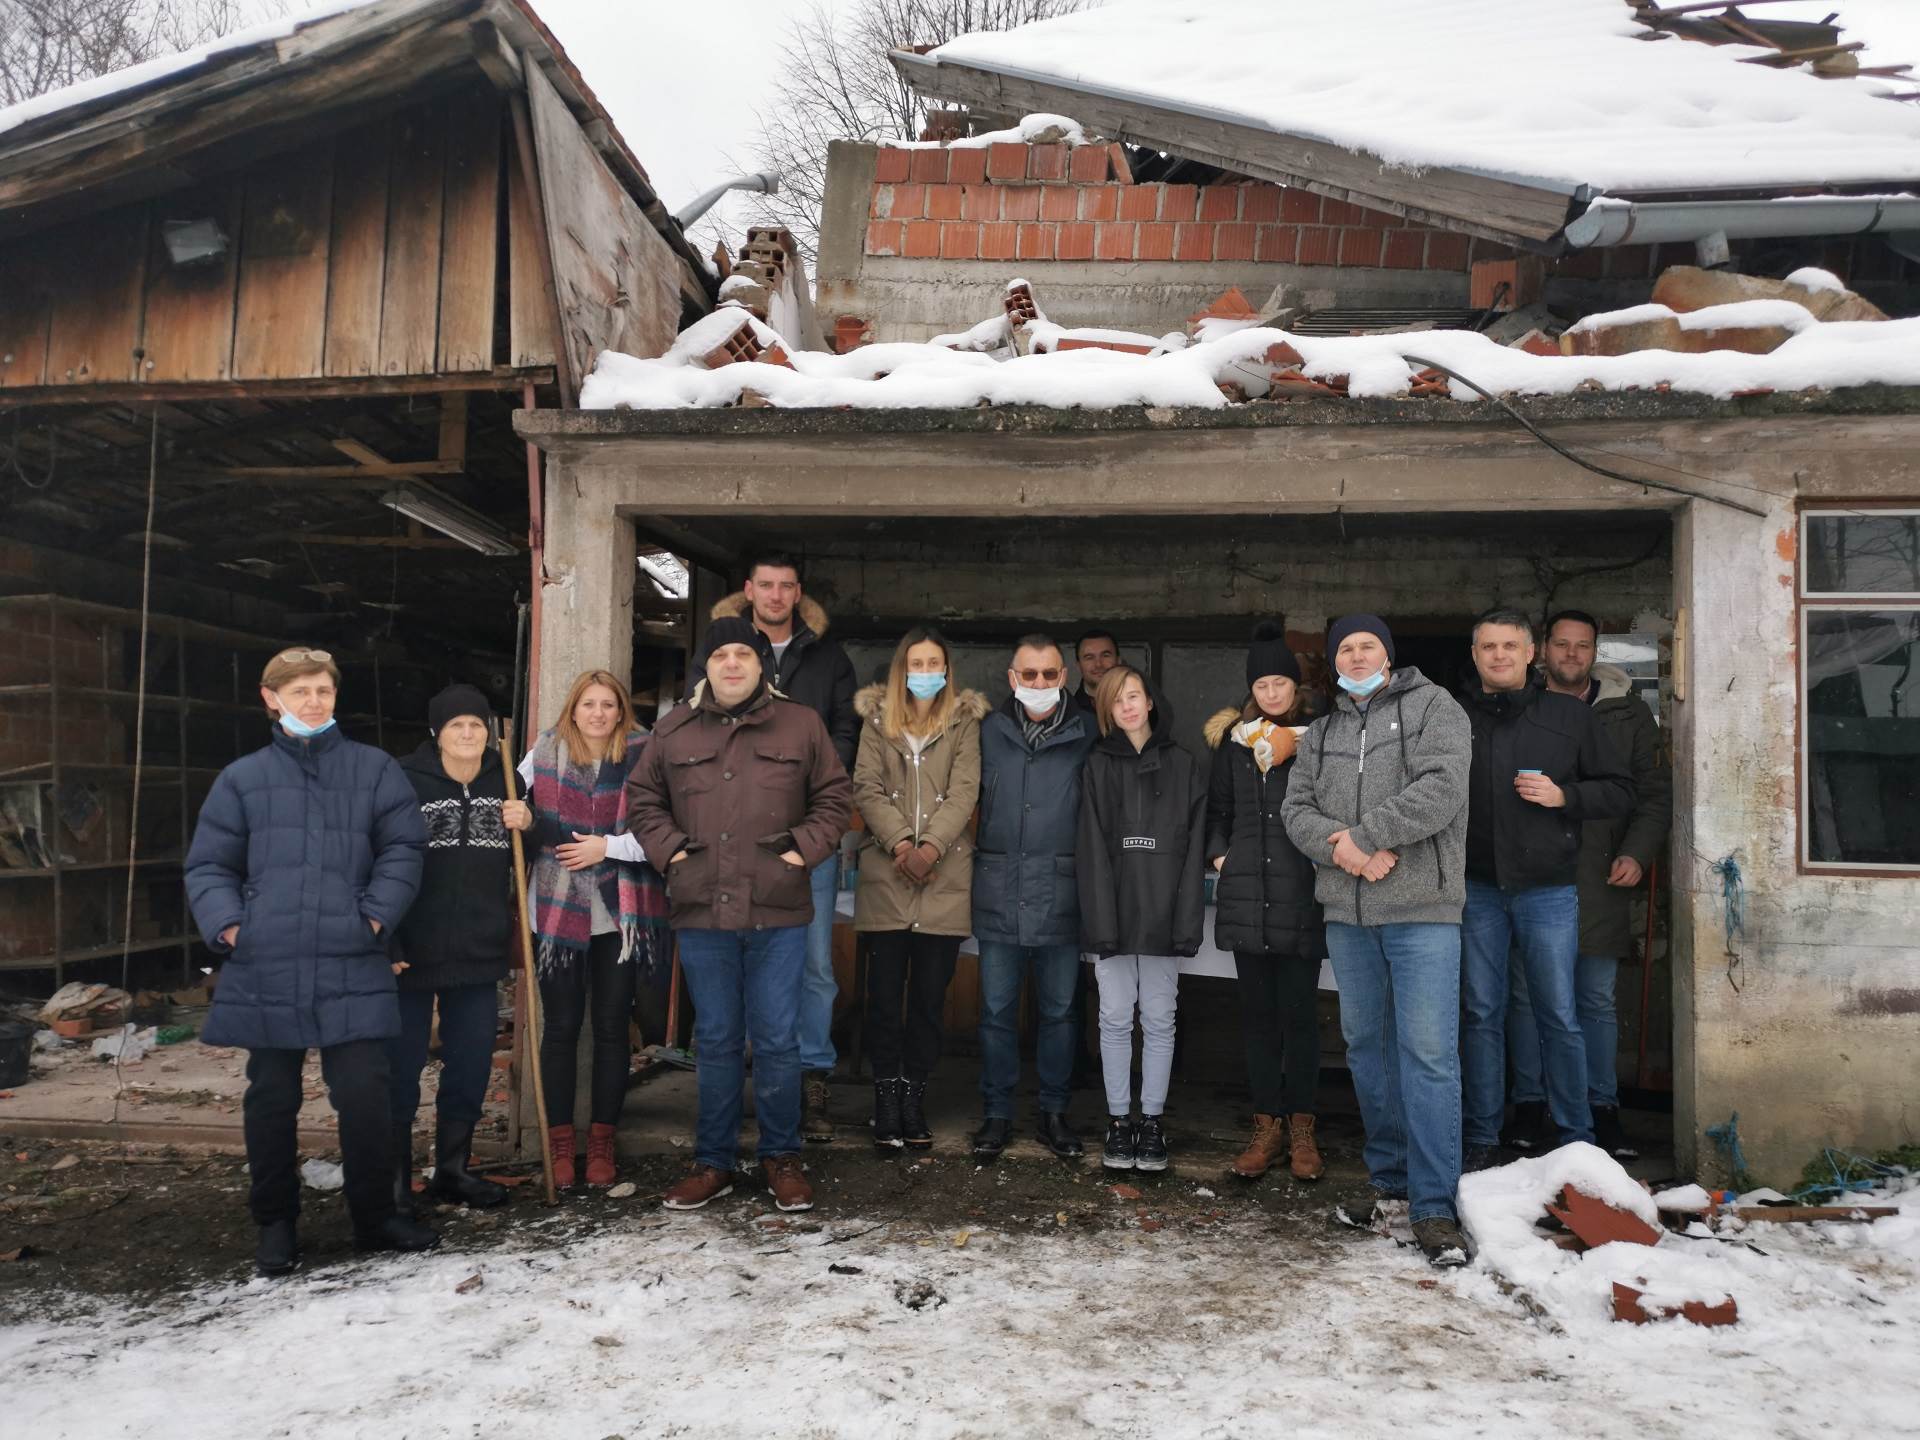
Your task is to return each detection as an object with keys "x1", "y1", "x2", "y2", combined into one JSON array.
[
  {"x1": 1203, "y1": 705, "x2": 1241, "y2": 750},
  {"x1": 710, "y1": 589, "x2": 830, "y2": 639},
  {"x1": 1592, "y1": 662, "x2": 1634, "y2": 704},
  {"x1": 853, "y1": 681, "x2": 990, "y2": 731}
]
